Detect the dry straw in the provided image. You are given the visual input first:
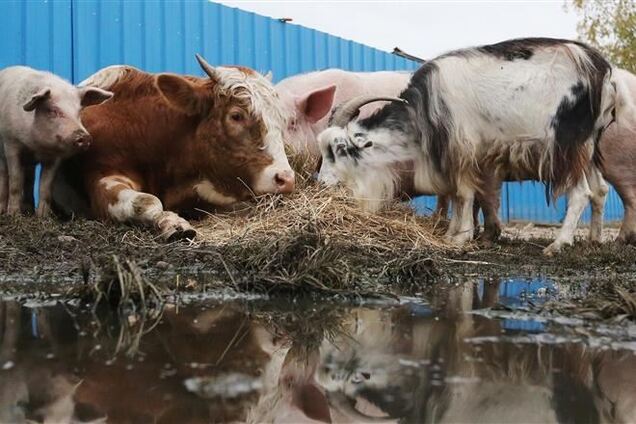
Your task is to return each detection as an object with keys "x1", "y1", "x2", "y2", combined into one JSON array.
[
  {"x1": 195, "y1": 151, "x2": 448, "y2": 251},
  {"x1": 191, "y1": 151, "x2": 452, "y2": 292}
]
